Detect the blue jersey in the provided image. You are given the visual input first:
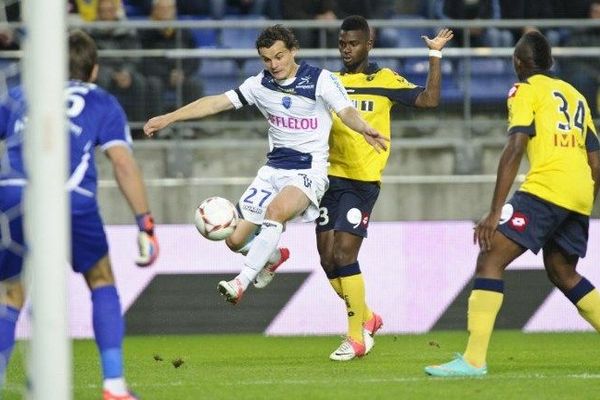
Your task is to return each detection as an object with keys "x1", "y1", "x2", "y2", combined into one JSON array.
[{"x1": 0, "y1": 80, "x2": 131, "y2": 213}]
